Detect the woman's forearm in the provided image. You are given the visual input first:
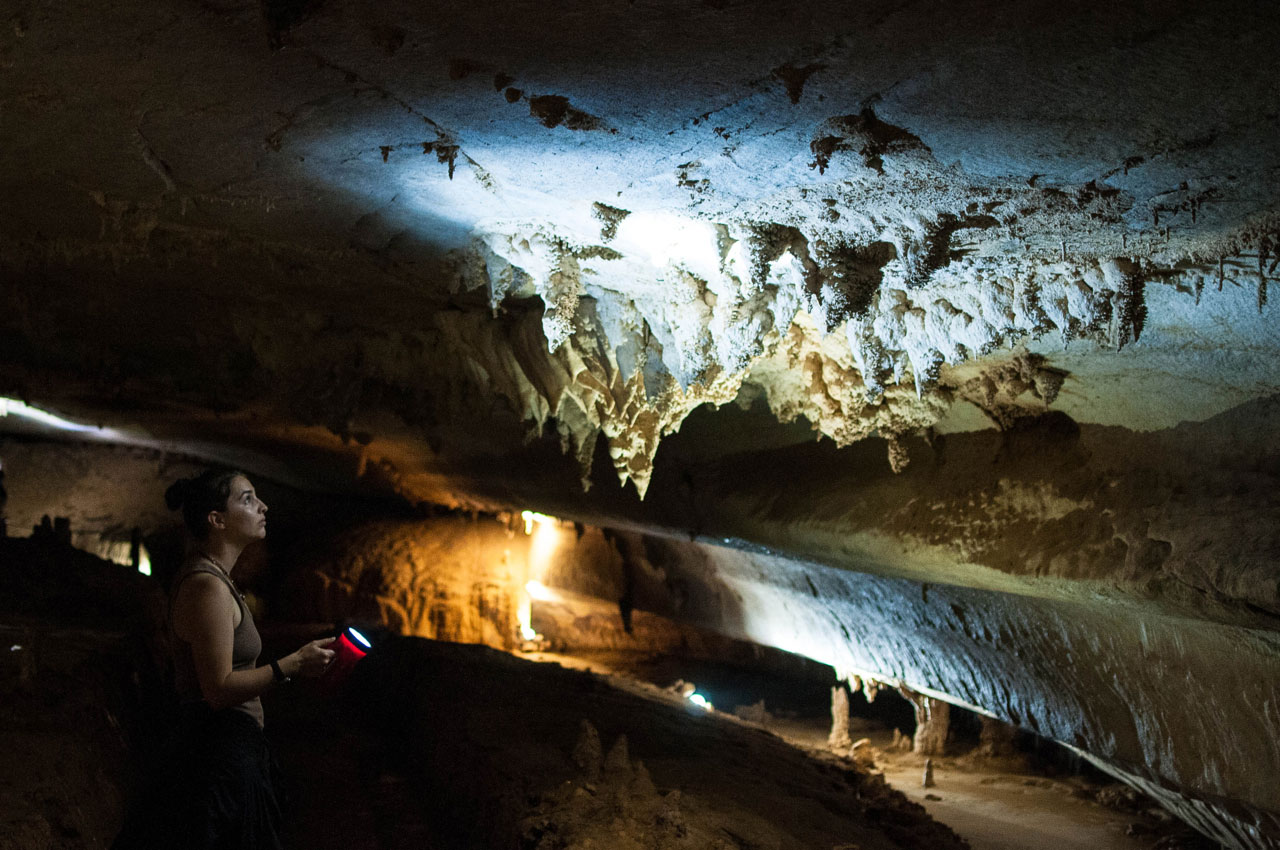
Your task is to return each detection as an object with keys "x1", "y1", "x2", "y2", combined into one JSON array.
[{"x1": 202, "y1": 658, "x2": 289, "y2": 709}]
